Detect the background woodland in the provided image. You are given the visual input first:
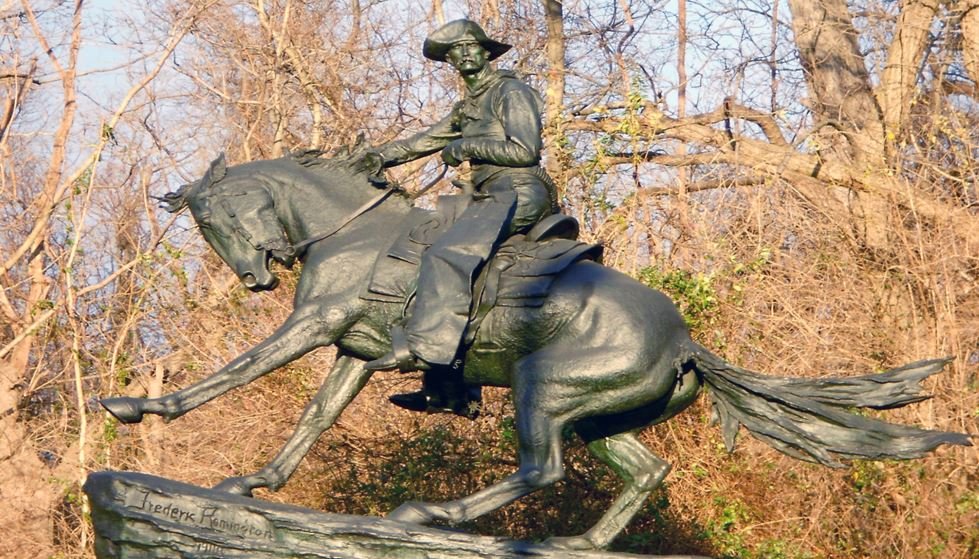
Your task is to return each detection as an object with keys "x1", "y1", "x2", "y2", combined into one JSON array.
[{"x1": 1, "y1": 0, "x2": 976, "y2": 557}]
